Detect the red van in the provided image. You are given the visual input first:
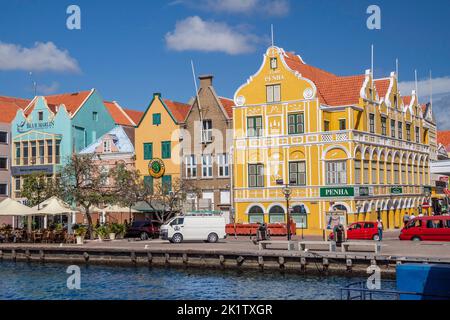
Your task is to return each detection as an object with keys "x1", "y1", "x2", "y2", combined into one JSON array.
[
  {"x1": 399, "y1": 216, "x2": 450, "y2": 241},
  {"x1": 329, "y1": 222, "x2": 381, "y2": 241}
]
